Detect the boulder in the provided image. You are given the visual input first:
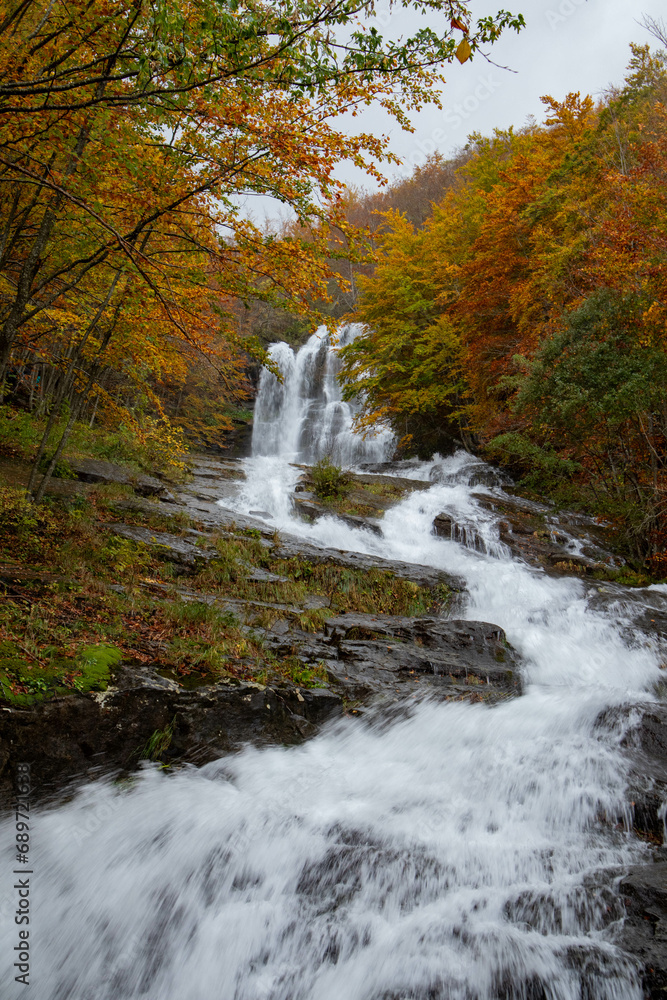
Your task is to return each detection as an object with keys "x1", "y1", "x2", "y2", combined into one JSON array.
[
  {"x1": 323, "y1": 613, "x2": 521, "y2": 703},
  {"x1": 256, "y1": 612, "x2": 521, "y2": 706}
]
